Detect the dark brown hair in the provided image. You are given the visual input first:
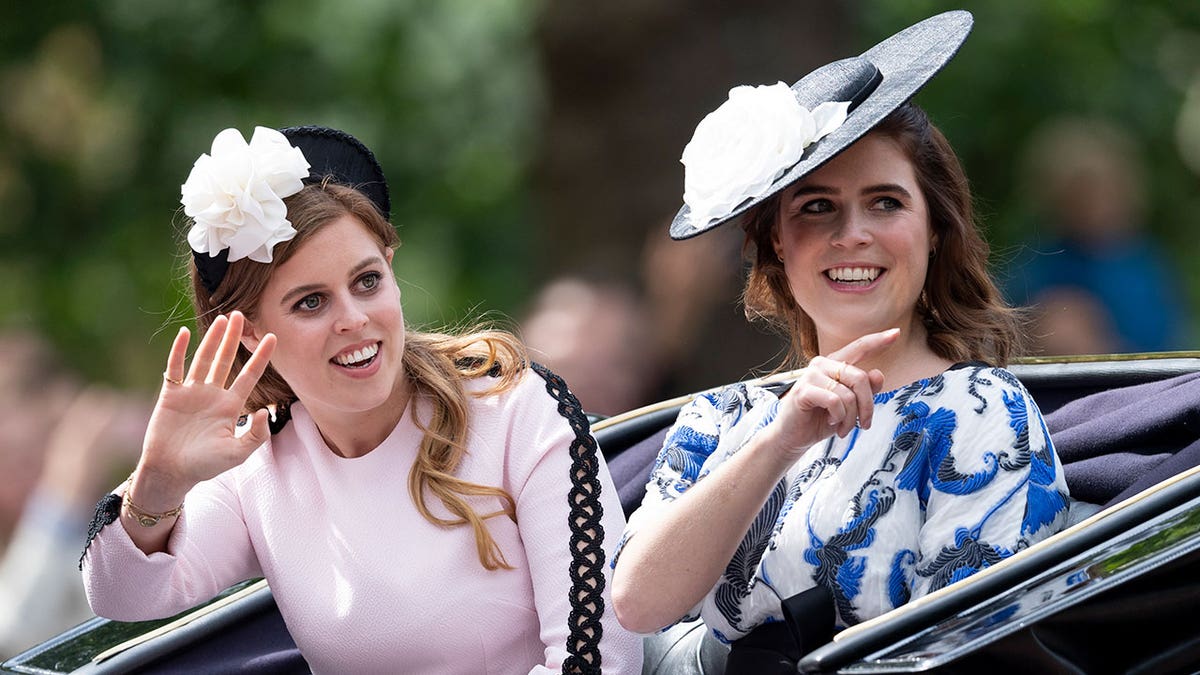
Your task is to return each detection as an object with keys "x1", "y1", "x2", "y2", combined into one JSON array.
[
  {"x1": 188, "y1": 181, "x2": 526, "y2": 570},
  {"x1": 742, "y1": 103, "x2": 1024, "y2": 367}
]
